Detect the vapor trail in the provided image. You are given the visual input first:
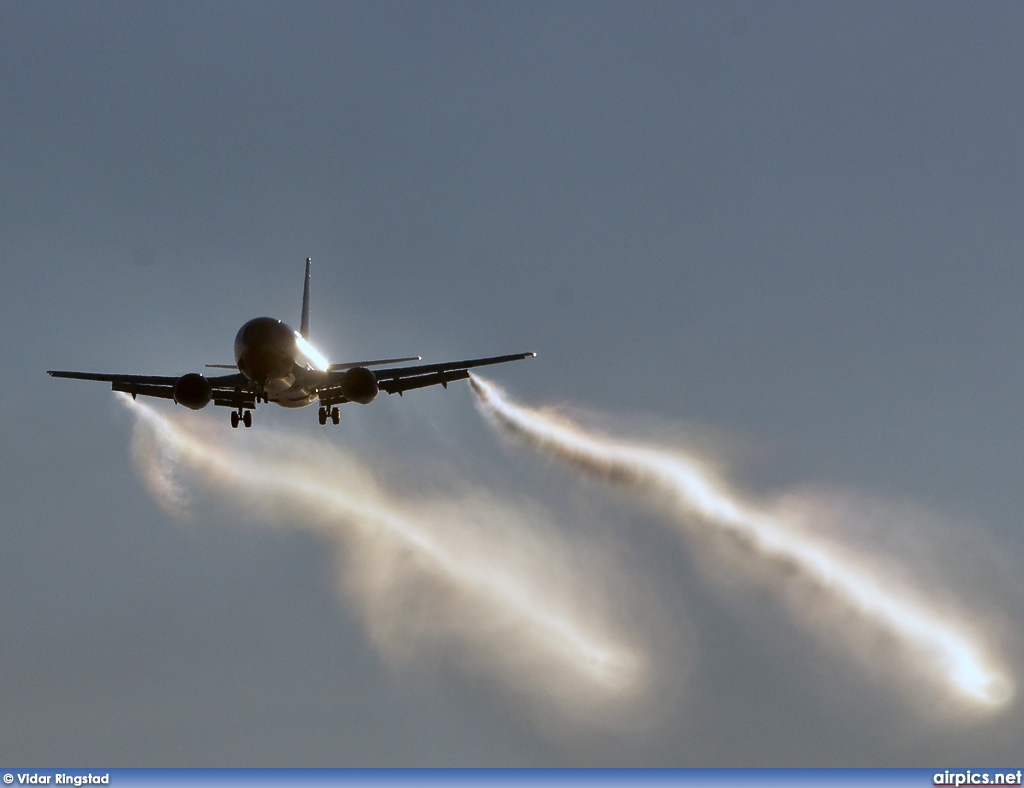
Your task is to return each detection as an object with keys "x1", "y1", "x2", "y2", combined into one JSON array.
[
  {"x1": 118, "y1": 394, "x2": 648, "y2": 725},
  {"x1": 470, "y1": 376, "x2": 1012, "y2": 710}
]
